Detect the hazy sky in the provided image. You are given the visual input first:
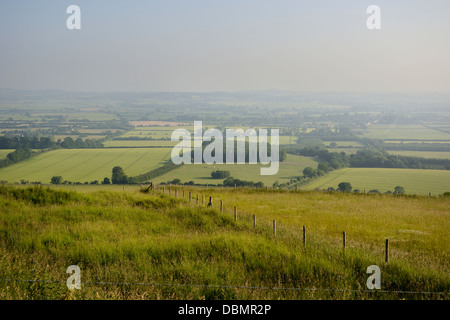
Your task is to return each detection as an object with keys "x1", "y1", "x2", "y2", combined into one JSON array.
[{"x1": 1, "y1": 0, "x2": 450, "y2": 92}]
